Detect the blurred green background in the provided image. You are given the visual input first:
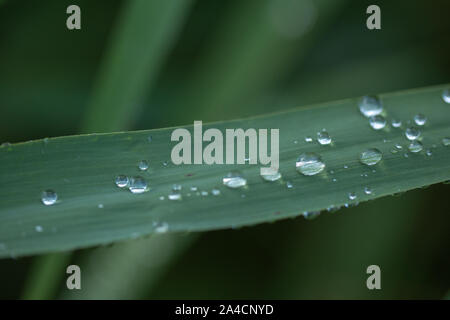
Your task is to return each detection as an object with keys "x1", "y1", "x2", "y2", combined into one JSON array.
[{"x1": 0, "y1": 0, "x2": 449, "y2": 299}]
